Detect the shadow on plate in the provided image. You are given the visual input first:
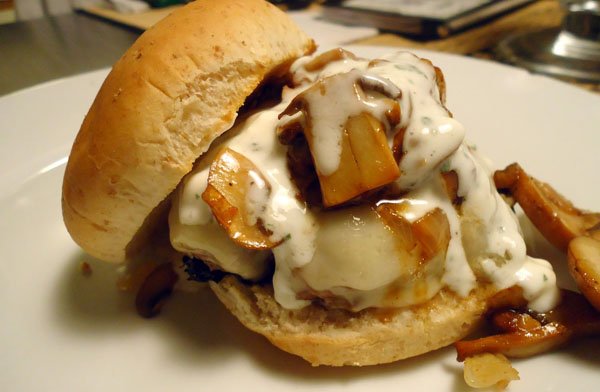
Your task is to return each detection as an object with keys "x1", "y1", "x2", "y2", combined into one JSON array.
[
  {"x1": 53, "y1": 251, "x2": 137, "y2": 334},
  {"x1": 53, "y1": 250, "x2": 456, "y2": 380},
  {"x1": 53, "y1": 247, "x2": 600, "y2": 384}
]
